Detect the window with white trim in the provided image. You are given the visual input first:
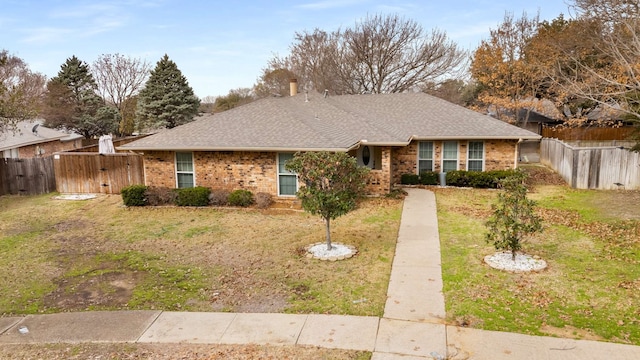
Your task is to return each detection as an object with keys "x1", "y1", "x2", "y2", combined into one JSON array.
[
  {"x1": 467, "y1": 141, "x2": 484, "y2": 171},
  {"x1": 175, "y1": 152, "x2": 194, "y2": 188},
  {"x1": 278, "y1": 153, "x2": 298, "y2": 196},
  {"x1": 442, "y1": 141, "x2": 458, "y2": 172},
  {"x1": 418, "y1": 141, "x2": 434, "y2": 173}
]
